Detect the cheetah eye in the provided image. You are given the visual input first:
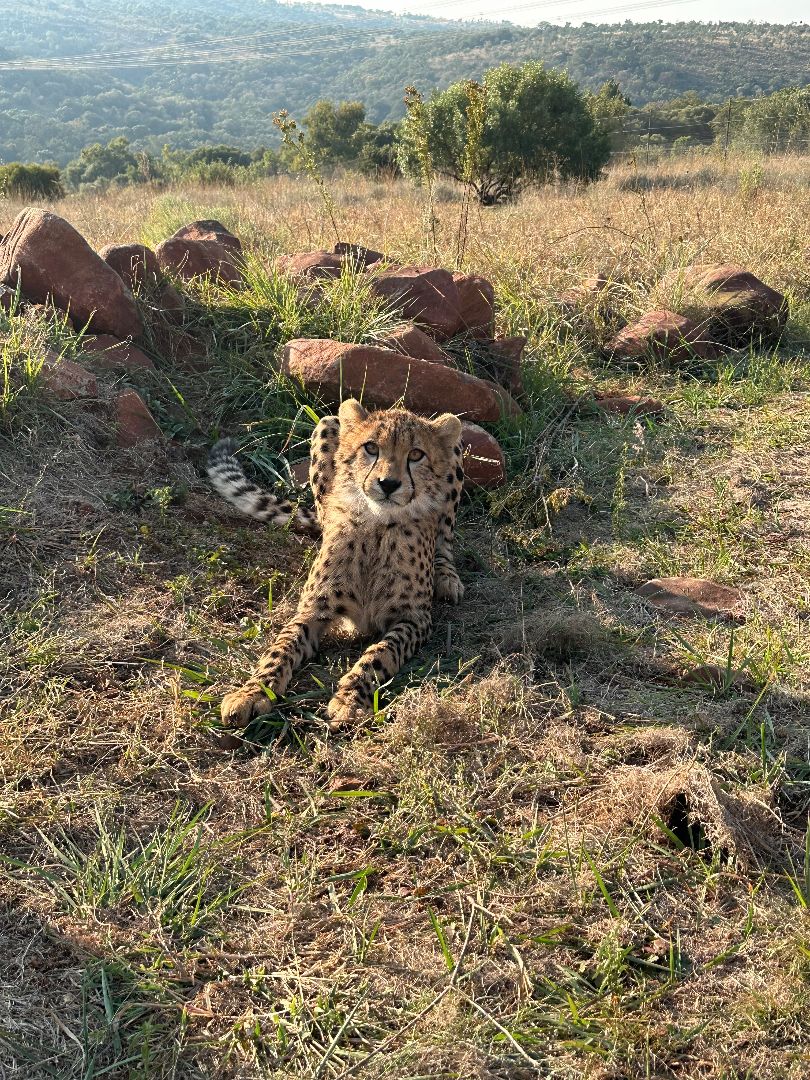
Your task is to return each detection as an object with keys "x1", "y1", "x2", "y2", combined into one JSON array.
[
  {"x1": 408, "y1": 448, "x2": 425, "y2": 462},
  {"x1": 363, "y1": 441, "x2": 379, "y2": 457}
]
